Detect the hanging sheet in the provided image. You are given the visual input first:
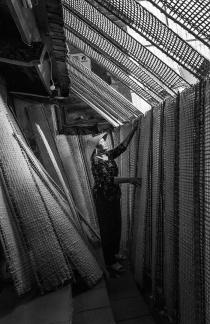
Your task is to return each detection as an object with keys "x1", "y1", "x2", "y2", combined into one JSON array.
[
  {"x1": 132, "y1": 79, "x2": 210, "y2": 324},
  {"x1": 163, "y1": 95, "x2": 179, "y2": 322}
]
